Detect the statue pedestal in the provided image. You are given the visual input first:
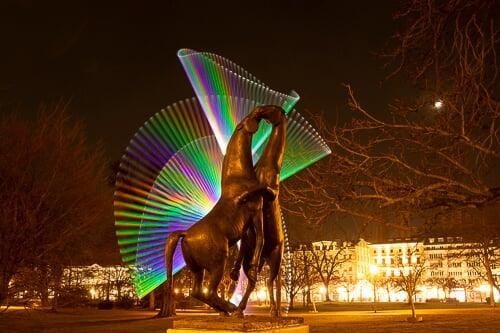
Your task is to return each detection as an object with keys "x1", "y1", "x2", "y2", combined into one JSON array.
[{"x1": 166, "y1": 315, "x2": 308, "y2": 333}]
